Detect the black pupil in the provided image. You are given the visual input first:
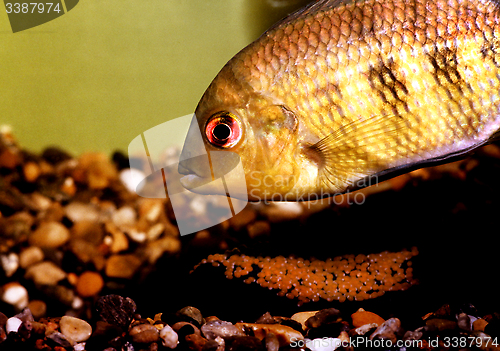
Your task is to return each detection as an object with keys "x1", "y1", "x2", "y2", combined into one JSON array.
[{"x1": 213, "y1": 123, "x2": 231, "y2": 141}]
